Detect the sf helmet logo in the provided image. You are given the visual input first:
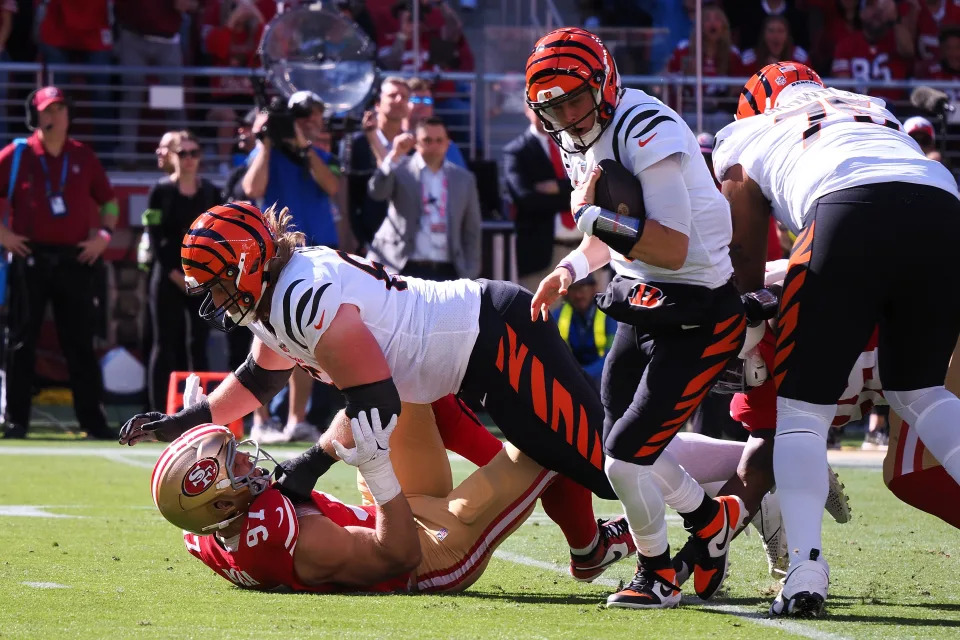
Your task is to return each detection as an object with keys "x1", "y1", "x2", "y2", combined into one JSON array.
[
  {"x1": 628, "y1": 283, "x2": 664, "y2": 308},
  {"x1": 182, "y1": 458, "x2": 220, "y2": 497}
]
